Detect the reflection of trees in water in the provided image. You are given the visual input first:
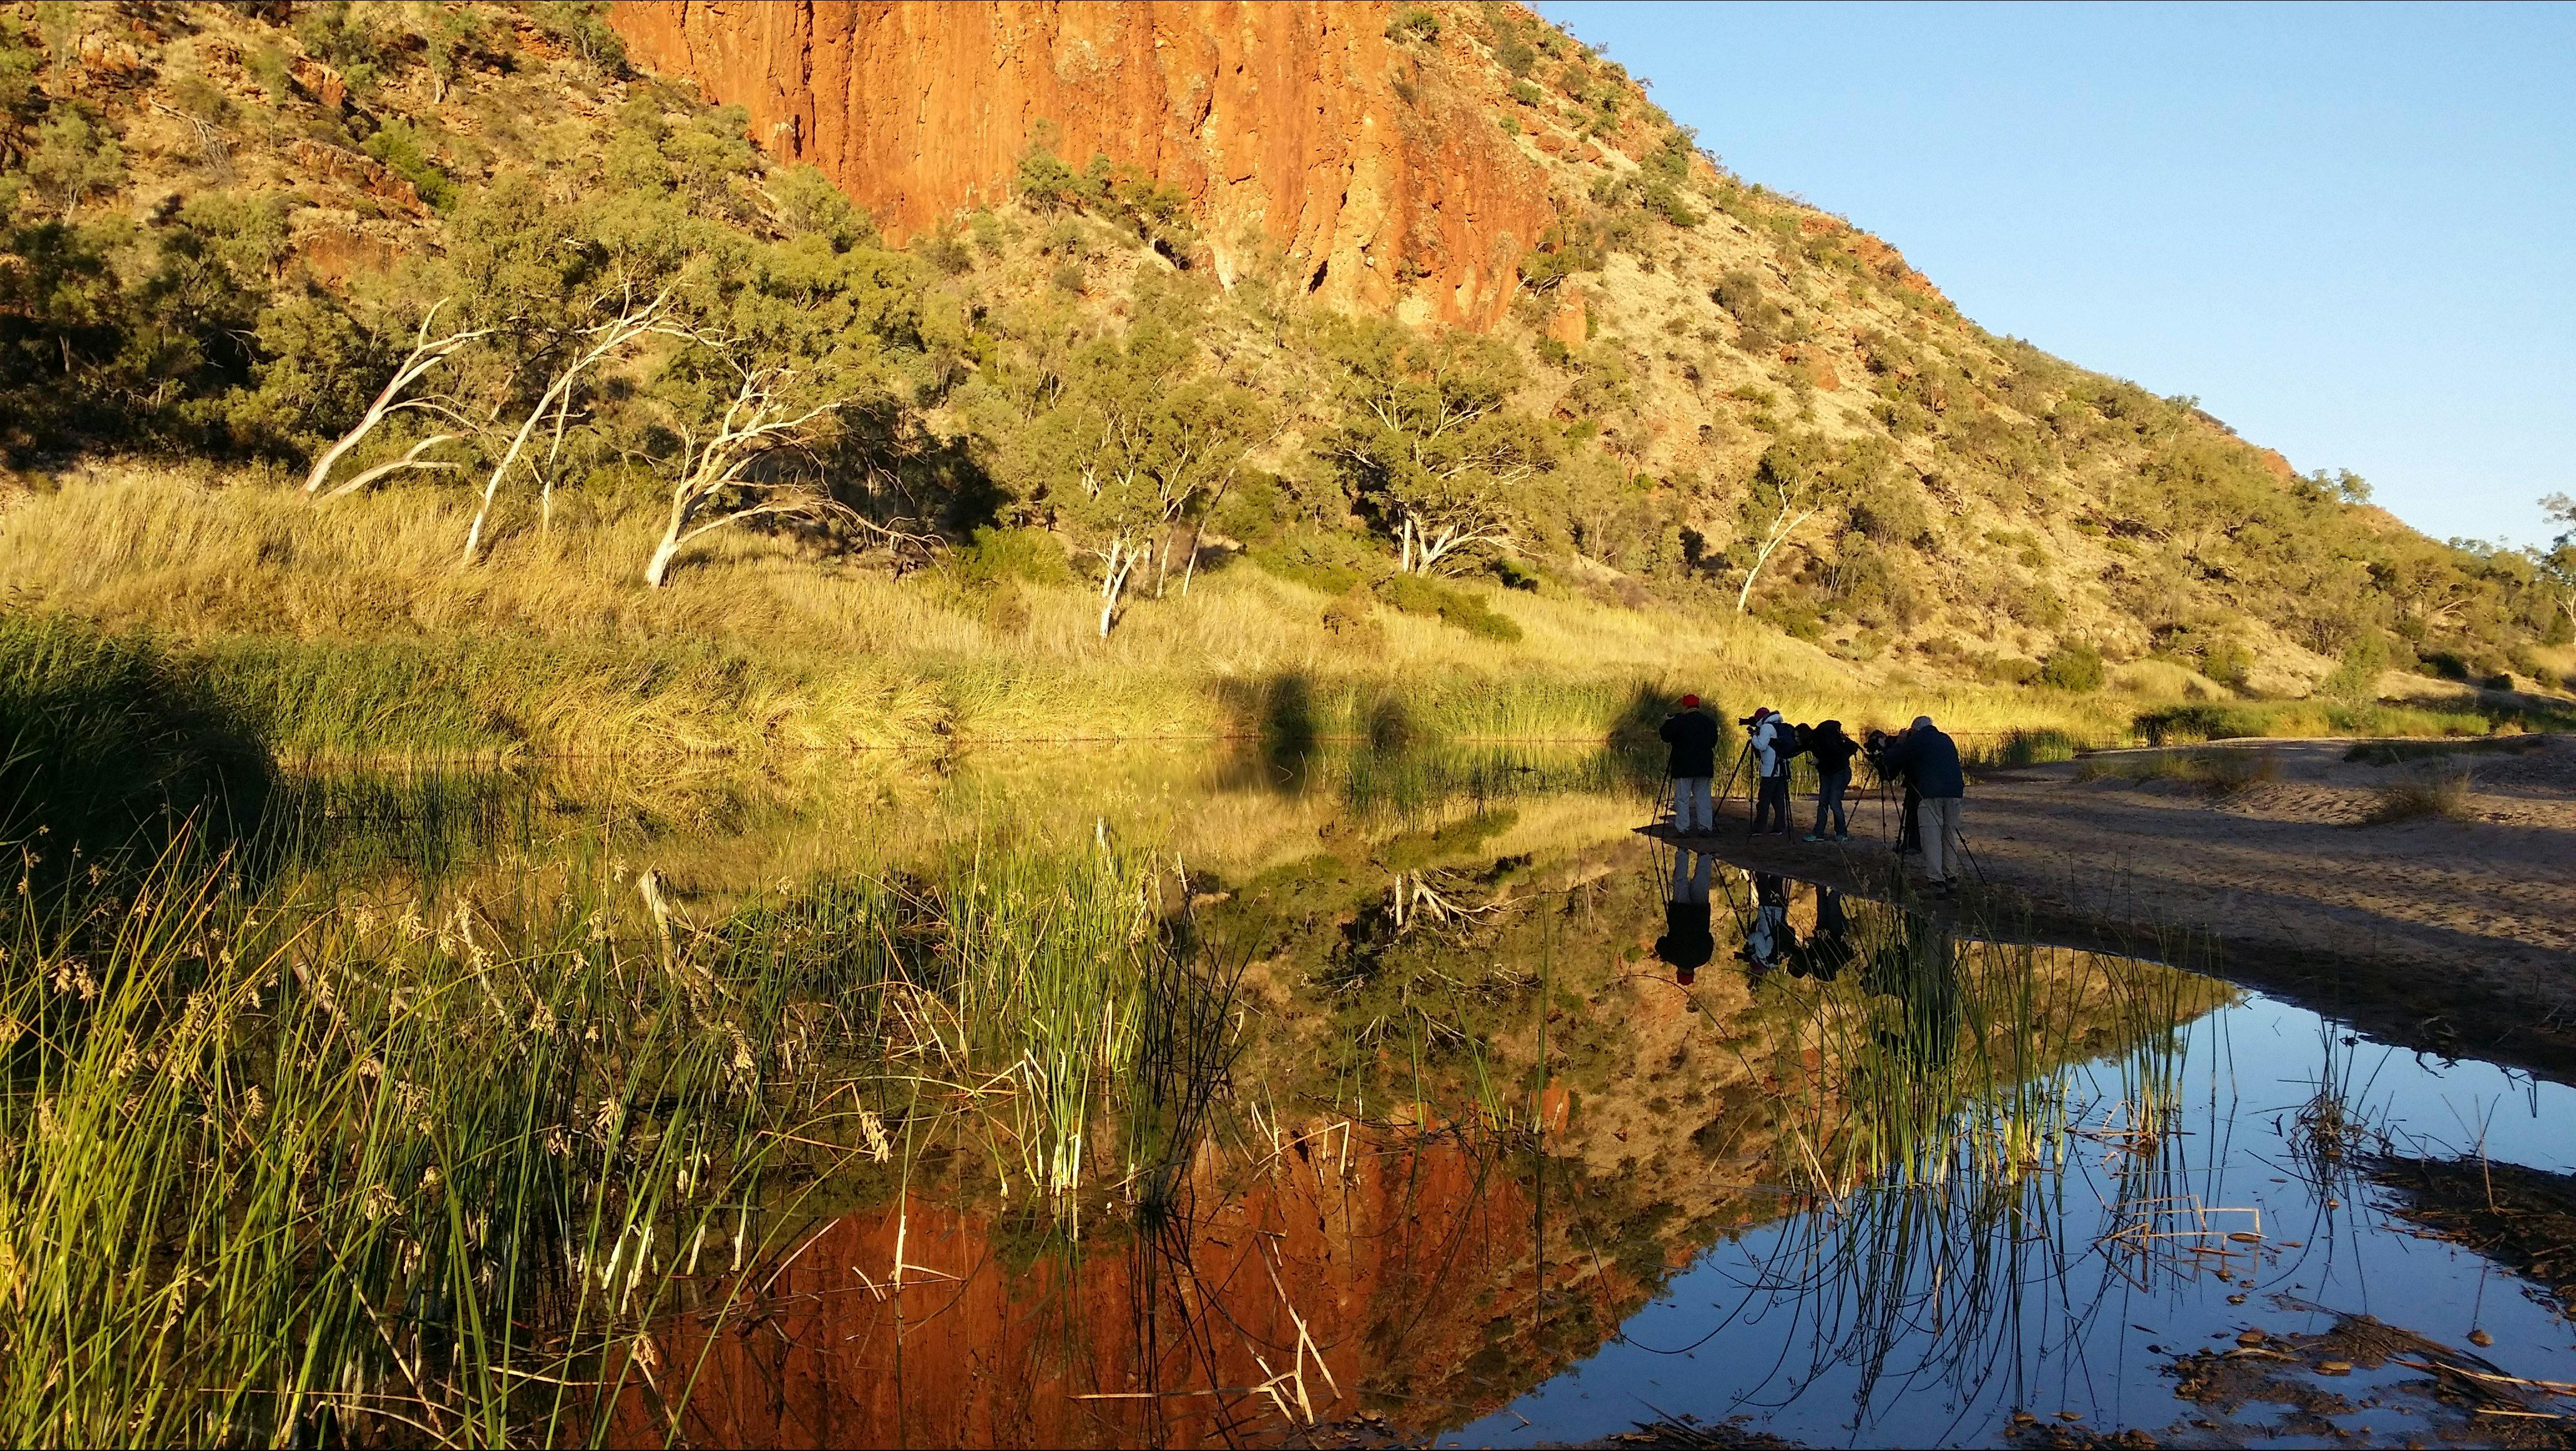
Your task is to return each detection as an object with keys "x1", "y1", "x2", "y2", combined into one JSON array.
[{"x1": 1692, "y1": 864, "x2": 2237, "y2": 1427}]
